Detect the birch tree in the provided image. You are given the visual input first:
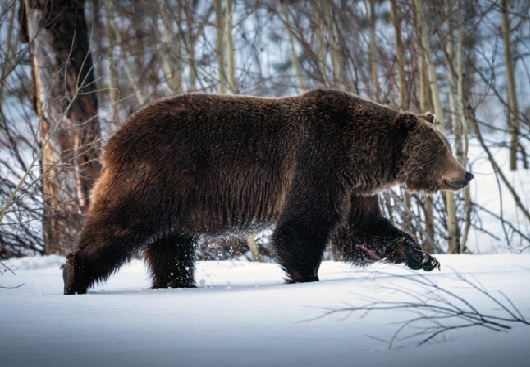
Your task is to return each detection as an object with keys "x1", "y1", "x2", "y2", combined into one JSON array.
[
  {"x1": 500, "y1": 0, "x2": 521, "y2": 171},
  {"x1": 225, "y1": 0, "x2": 237, "y2": 94},
  {"x1": 391, "y1": 0, "x2": 412, "y2": 234},
  {"x1": 215, "y1": 0, "x2": 227, "y2": 94},
  {"x1": 22, "y1": 0, "x2": 101, "y2": 254},
  {"x1": 413, "y1": 0, "x2": 435, "y2": 253},
  {"x1": 280, "y1": 3, "x2": 306, "y2": 93},
  {"x1": 442, "y1": 0, "x2": 472, "y2": 252},
  {"x1": 414, "y1": 0, "x2": 460, "y2": 254},
  {"x1": 365, "y1": 0, "x2": 380, "y2": 101},
  {"x1": 159, "y1": 0, "x2": 183, "y2": 94}
]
